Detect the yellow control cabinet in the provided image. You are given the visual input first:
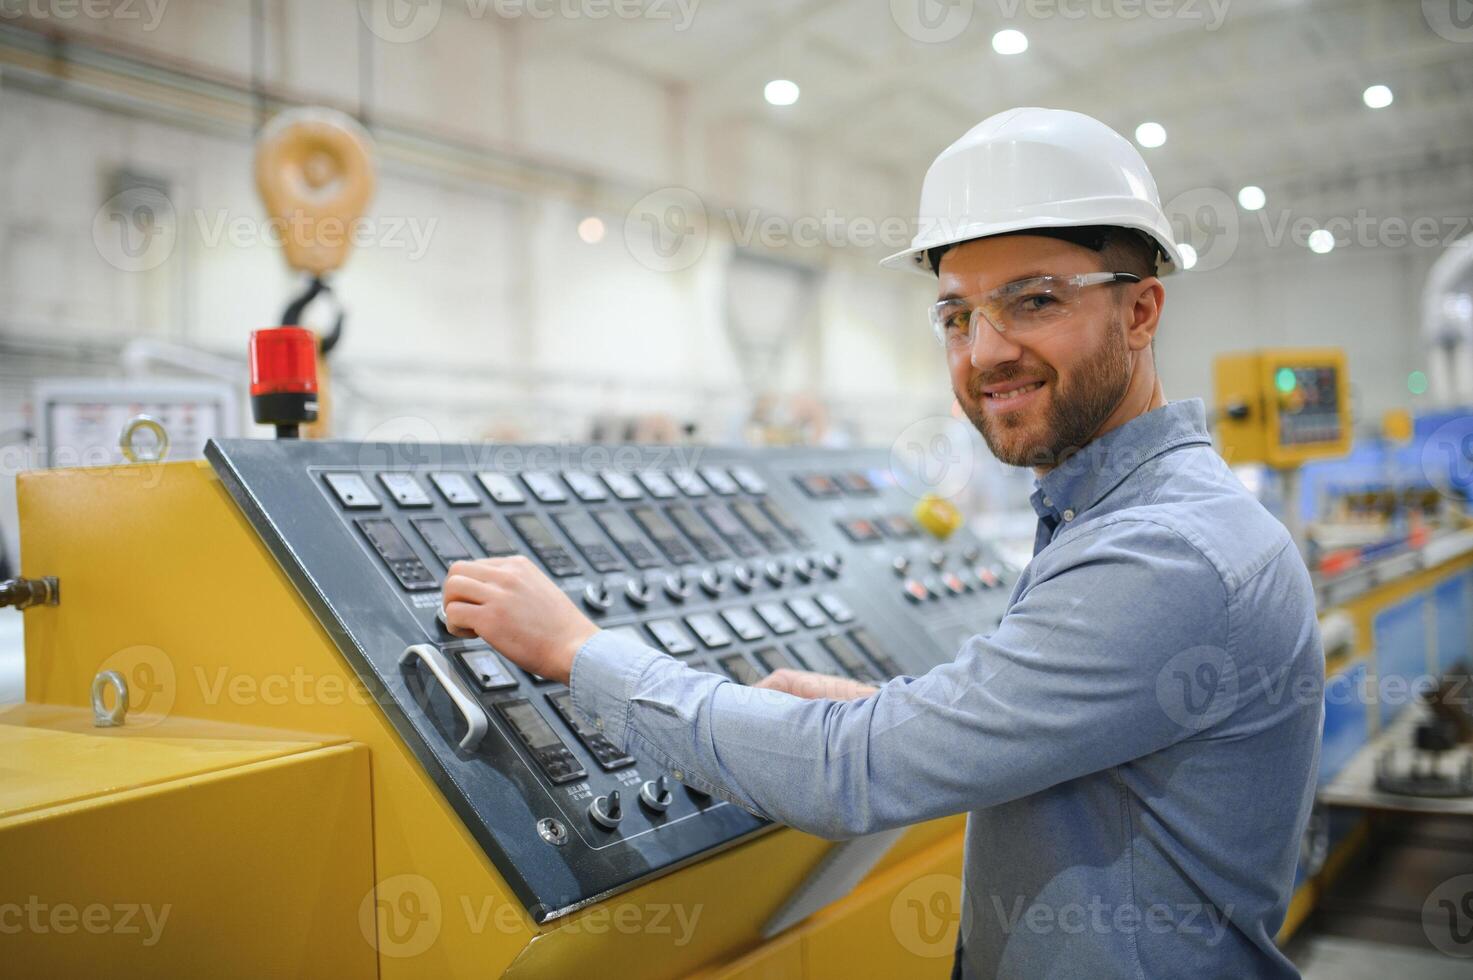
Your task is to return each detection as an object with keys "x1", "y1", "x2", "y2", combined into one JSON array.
[{"x1": 1213, "y1": 348, "x2": 1351, "y2": 468}]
